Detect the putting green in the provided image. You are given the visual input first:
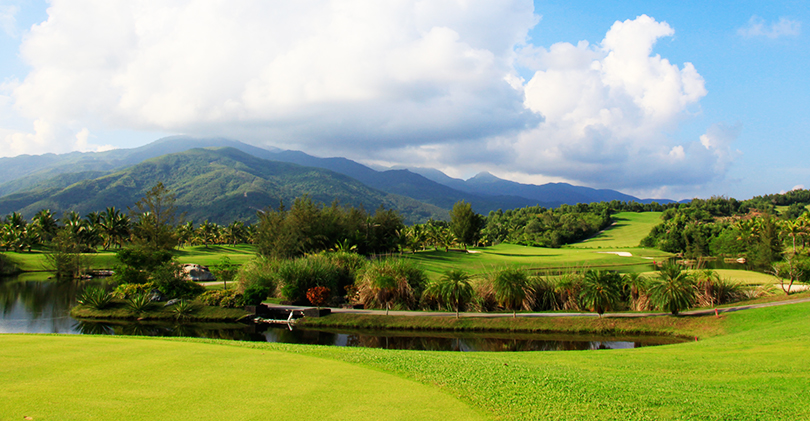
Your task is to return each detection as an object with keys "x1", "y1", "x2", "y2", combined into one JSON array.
[{"x1": 0, "y1": 335, "x2": 485, "y2": 421}]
